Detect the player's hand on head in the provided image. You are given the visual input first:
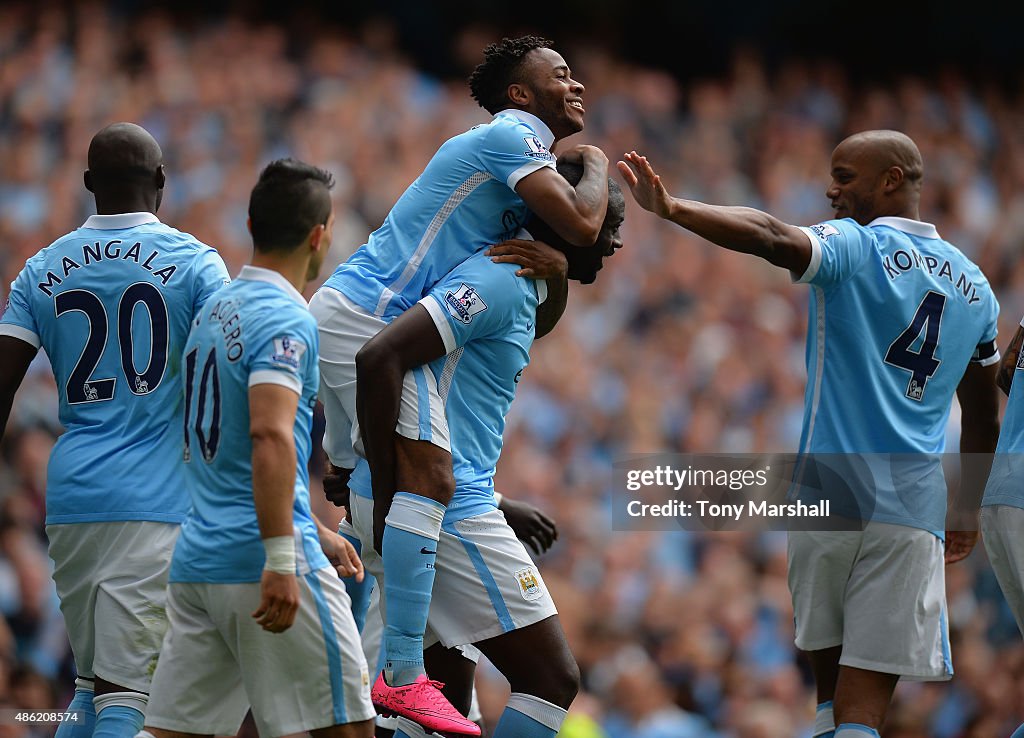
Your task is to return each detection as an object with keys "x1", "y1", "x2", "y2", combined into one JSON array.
[
  {"x1": 617, "y1": 151, "x2": 673, "y2": 218},
  {"x1": 323, "y1": 462, "x2": 353, "y2": 508},
  {"x1": 487, "y1": 239, "x2": 568, "y2": 279},
  {"x1": 320, "y1": 527, "x2": 364, "y2": 581},
  {"x1": 499, "y1": 497, "x2": 558, "y2": 555},
  {"x1": 944, "y1": 529, "x2": 979, "y2": 564},
  {"x1": 253, "y1": 571, "x2": 301, "y2": 633}
]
